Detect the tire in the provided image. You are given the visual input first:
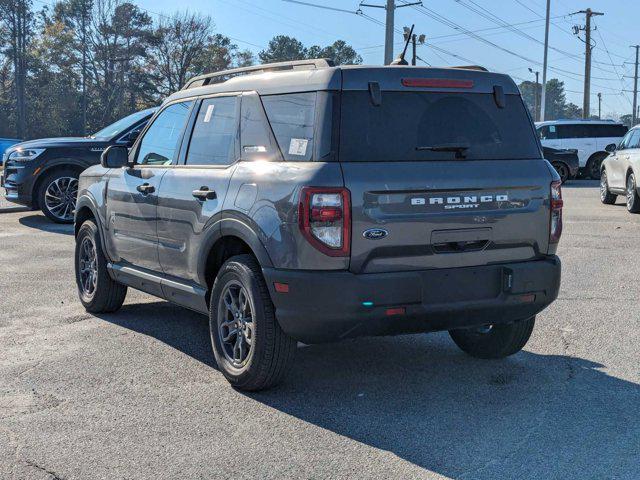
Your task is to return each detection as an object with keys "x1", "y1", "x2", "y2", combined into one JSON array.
[
  {"x1": 600, "y1": 169, "x2": 617, "y2": 205},
  {"x1": 38, "y1": 168, "x2": 79, "y2": 223},
  {"x1": 551, "y1": 161, "x2": 570, "y2": 184},
  {"x1": 75, "y1": 219, "x2": 127, "y2": 313},
  {"x1": 449, "y1": 316, "x2": 535, "y2": 359},
  {"x1": 586, "y1": 153, "x2": 607, "y2": 180},
  {"x1": 626, "y1": 172, "x2": 640, "y2": 213},
  {"x1": 209, "y1": 254, "x2": 296, "y2": 391}
]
